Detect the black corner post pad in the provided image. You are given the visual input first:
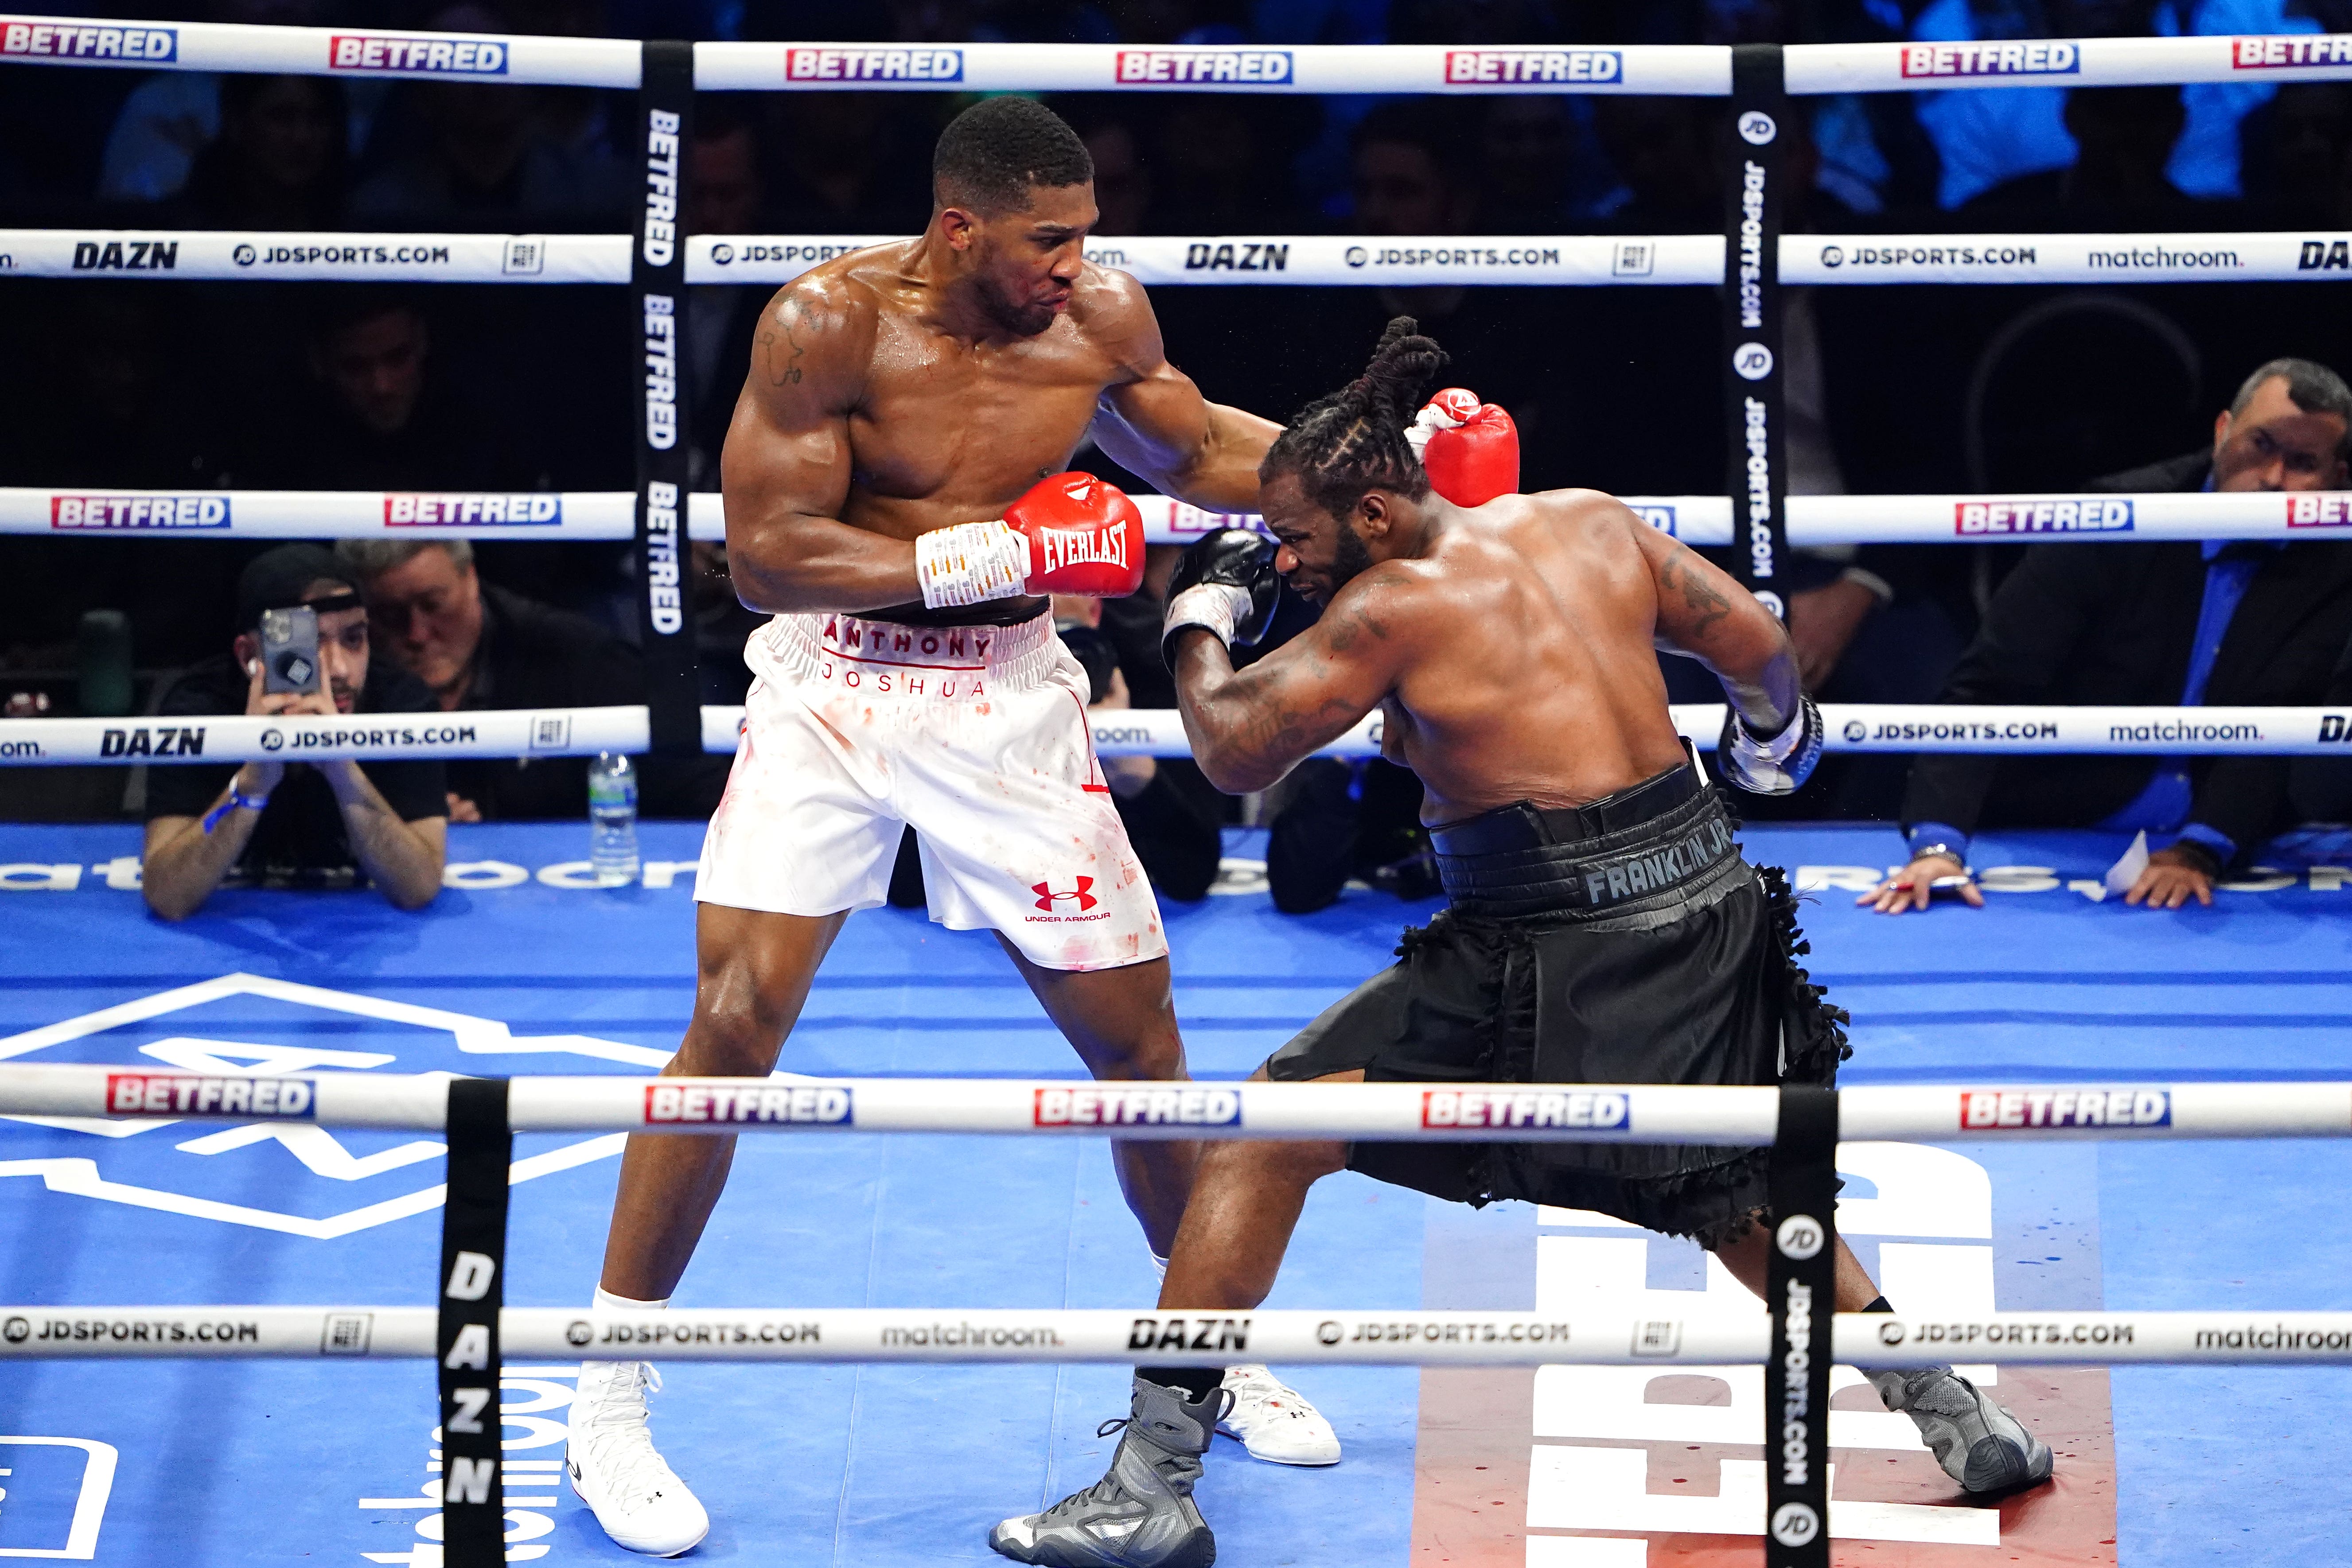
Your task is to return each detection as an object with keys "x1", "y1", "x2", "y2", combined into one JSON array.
[
  {"x1": 438, "y1": 1076, "x2": 514, "y2": 1568},
  {"x1": 634, "y1": 38, "x2": 701, "y2": 756},
  {"x1": 1764, "y1": 1082, "x2": 1838, "y2": 1568},
  {"x1": 1722, "y1": 42, "x2": 1790, "y2": 623}
]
